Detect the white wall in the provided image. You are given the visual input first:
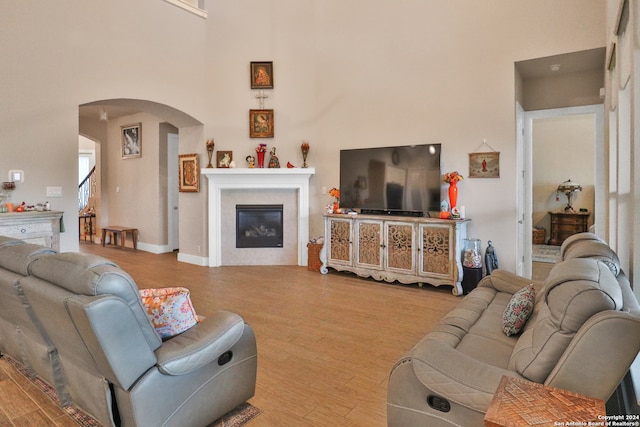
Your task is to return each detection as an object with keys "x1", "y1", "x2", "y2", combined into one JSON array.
[
  {"x1": 532, "y1": 114, "x2": 596, "y2": 240},
  {"x1": 0, "y1": 0, "x2": 606, "y2": 272}
]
